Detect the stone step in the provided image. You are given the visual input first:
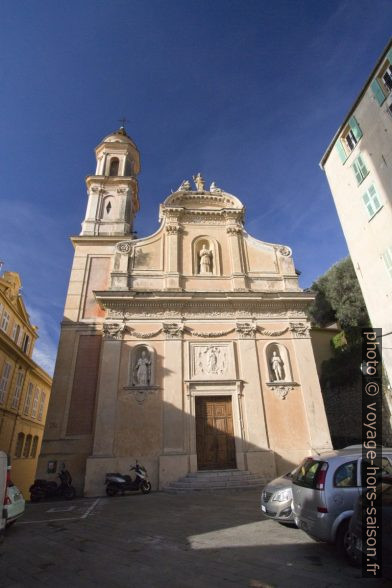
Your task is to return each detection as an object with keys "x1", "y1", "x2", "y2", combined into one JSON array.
[
  {"x1": 163, "y1": 469, "x2": 266, "y2": 492},
  {"x1": 172, "y1": 475, "x2": 263, "y2": 485},
  {"x1": 186, "y1": 470, "x2": 256, "y2": 478}
]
